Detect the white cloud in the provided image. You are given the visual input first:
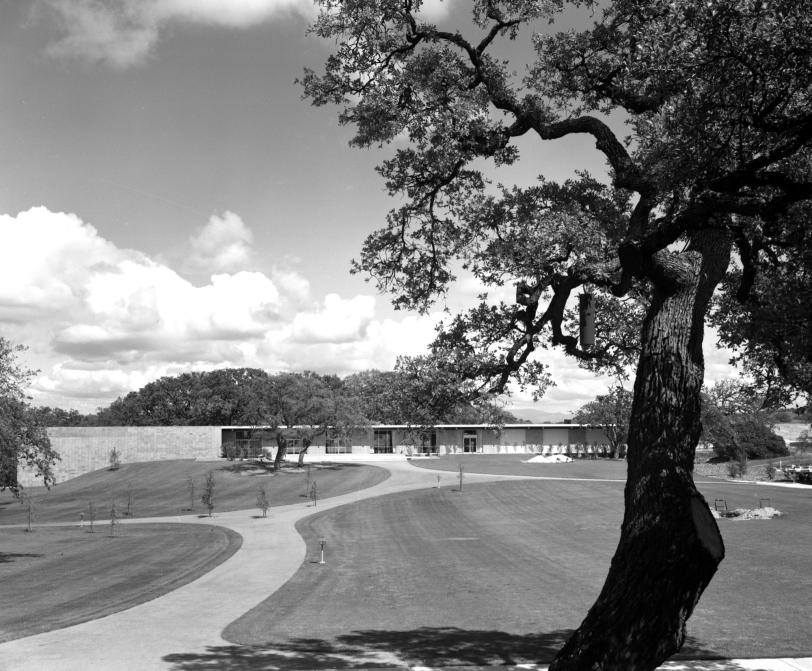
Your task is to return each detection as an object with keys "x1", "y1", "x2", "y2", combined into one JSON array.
[
  {"x1": 0, "y1": 207, "x2": 127, "y2": 320},
  {"x1": 291, "y1": 294, "x2": 375, "y2": 344},
  {"x1": 41, "y1": 0, "x2": 162, "y2": 68},
  {"x1": 156, "y1": 0, "x2": 313, "y2": 26},
  {"x1": 185, "y1": 211, "x2": 254, "y2": 274},
  {"x1": 38, "y1": 0, "x2": 316, "y2": 67},
  {"x1": 0, "y1": 206, "x2": 442, "y2": 408},
  {"x1": 417, "y1": 0, "x2": 455, "y2": 21},
  {"x1": 38, "y1": 0, "x2": 456, "y2": 68}
]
